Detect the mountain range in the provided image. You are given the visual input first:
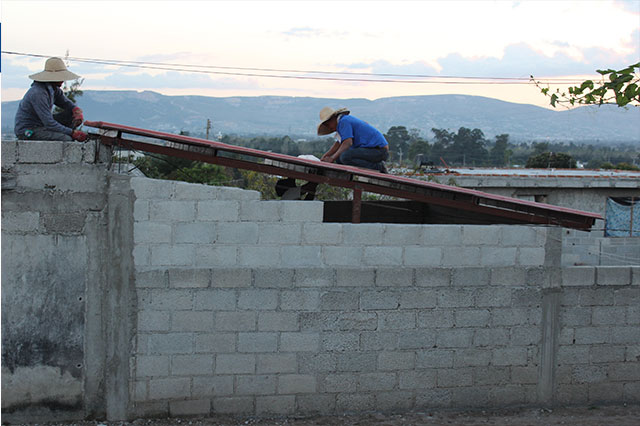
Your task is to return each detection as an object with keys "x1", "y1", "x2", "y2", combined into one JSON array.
[{"x1": 2, "y1": 90, "x2": 639, "y2": 144}]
